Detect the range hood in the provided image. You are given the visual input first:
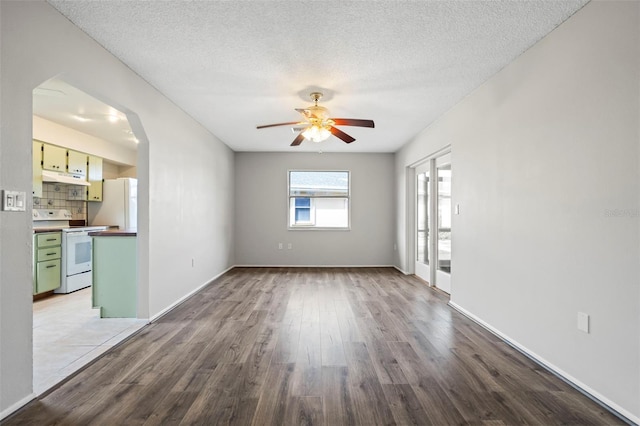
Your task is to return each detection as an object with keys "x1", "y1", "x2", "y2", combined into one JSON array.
[{"x1": 42, "y1": 170, "x2": 91, "y2": 186}]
